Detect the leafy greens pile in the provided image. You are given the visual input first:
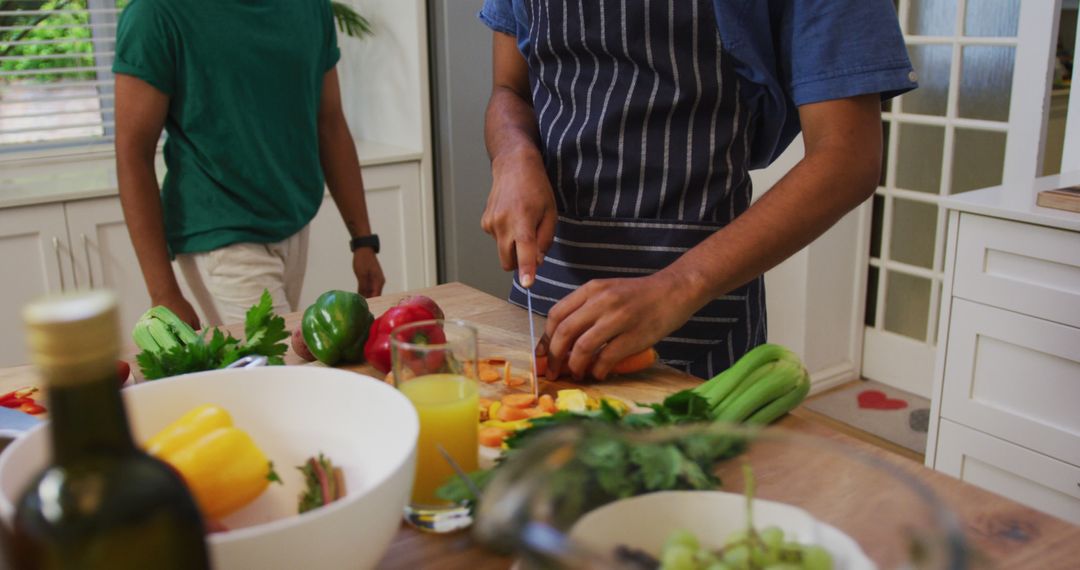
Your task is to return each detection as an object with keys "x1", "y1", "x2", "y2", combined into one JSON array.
[
  {"x1": 135, "y1": 291, "x2": 290, "y2": 380},
  {"x1": 438, "y1": 399, "x2": 747, "y2": 528}
]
